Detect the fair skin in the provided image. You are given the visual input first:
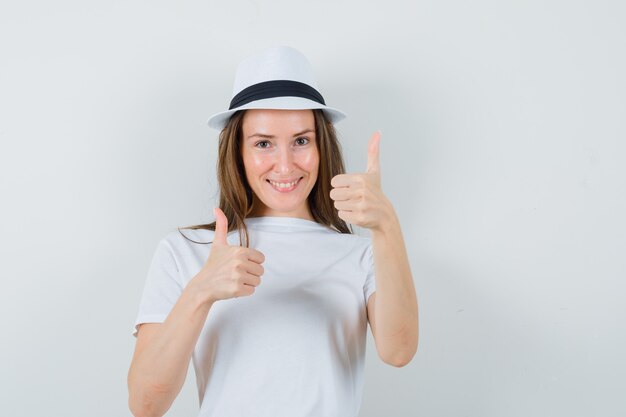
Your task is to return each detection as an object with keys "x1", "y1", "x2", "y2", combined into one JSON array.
[
  {"x1": 127, "y1": 108, "x2": 417, "y2": 417},
  {"x1": 241, "y1": 108, "x2": 418, "y2": 366},
  {"x1": 241, "y1": 109, "x2": 319, "y2": 220},
  {"x1": 328, "y1": 128, "x2": 418, "y2": 366}
]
